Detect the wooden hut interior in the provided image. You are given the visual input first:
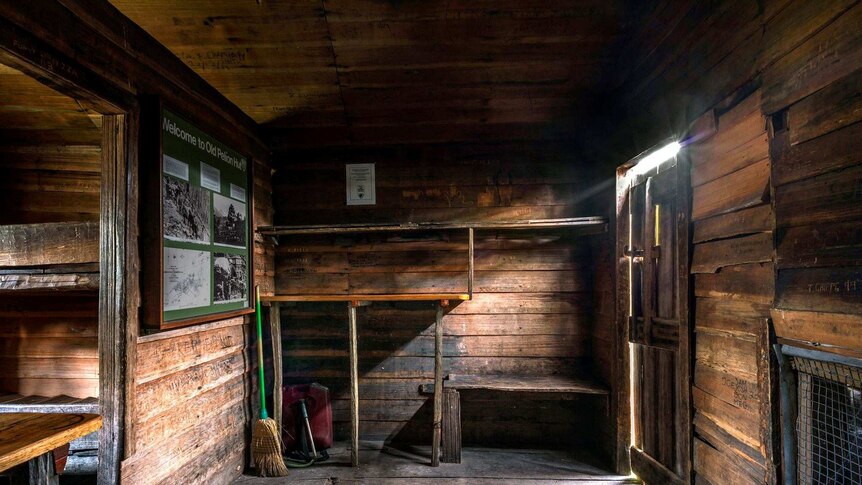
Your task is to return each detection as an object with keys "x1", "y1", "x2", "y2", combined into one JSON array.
[{"x1": 0, "y1": 1, "x2": 861, "y2": 484}]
